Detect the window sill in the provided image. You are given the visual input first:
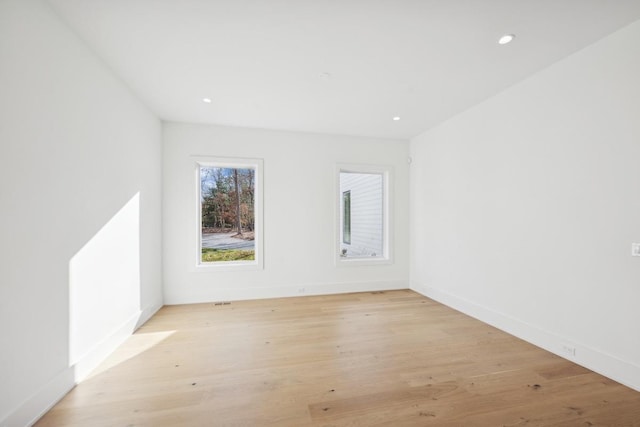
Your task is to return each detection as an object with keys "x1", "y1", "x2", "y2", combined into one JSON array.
[
  {"x1": 192, "y1": 261, "x2": 262, "y2": 272},
  {"x1": 336, "y1": 257, "x2": 393, "y2": 267}
]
